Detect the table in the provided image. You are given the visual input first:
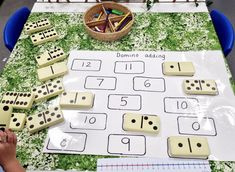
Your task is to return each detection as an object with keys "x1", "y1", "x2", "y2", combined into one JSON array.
[{"x1": 1, "y1": 2, "x2": 235, "y2": 171}]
